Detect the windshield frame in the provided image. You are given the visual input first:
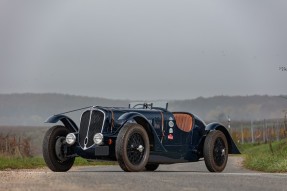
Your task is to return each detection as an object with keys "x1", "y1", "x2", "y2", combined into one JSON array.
[{"x1": 129, "y1": 101, "x2": 168, "y2": 110}]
